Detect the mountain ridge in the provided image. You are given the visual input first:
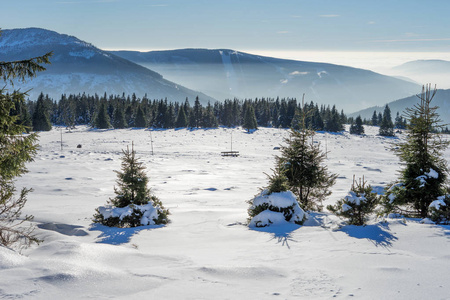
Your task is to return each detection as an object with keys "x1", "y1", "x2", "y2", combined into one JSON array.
[
  {"x1": 349, "y1": 88, "x2": 450, "y2": 125},
  {"x1": 0, "y1": 28, "x2": 215, "y2": 103},
  {"x1": 111, "y1": 48, "x2": 421, "y2": 113}
]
